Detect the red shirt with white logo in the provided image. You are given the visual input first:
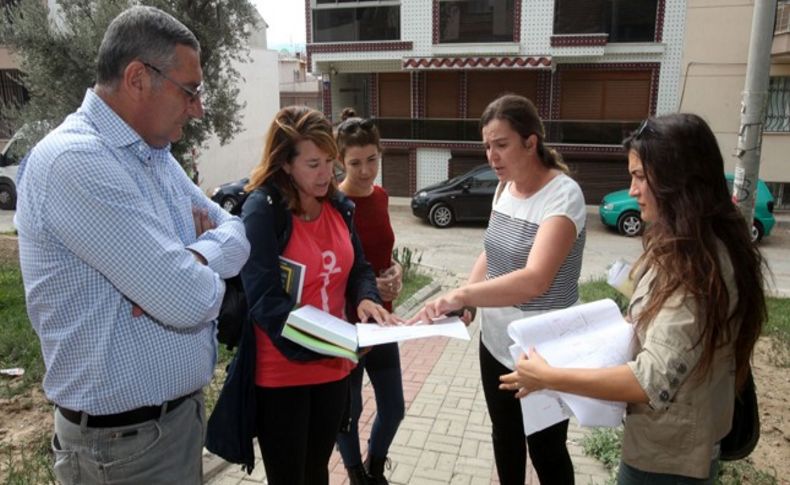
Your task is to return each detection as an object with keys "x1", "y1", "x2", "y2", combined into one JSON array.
[{"x1": 255, "y1": 201, "x2": 355, "y2": 387}]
